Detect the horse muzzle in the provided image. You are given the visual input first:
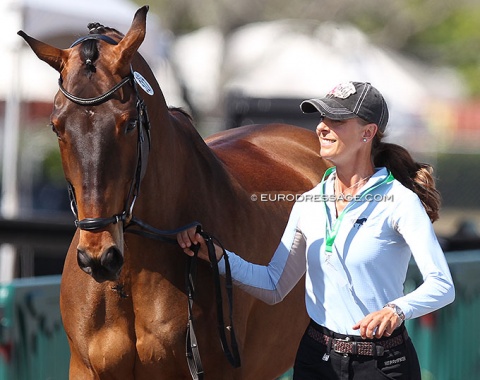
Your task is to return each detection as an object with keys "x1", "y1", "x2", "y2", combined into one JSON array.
[{"x1": 77, "y1": 245, "x2": 124, "y2": 282}]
